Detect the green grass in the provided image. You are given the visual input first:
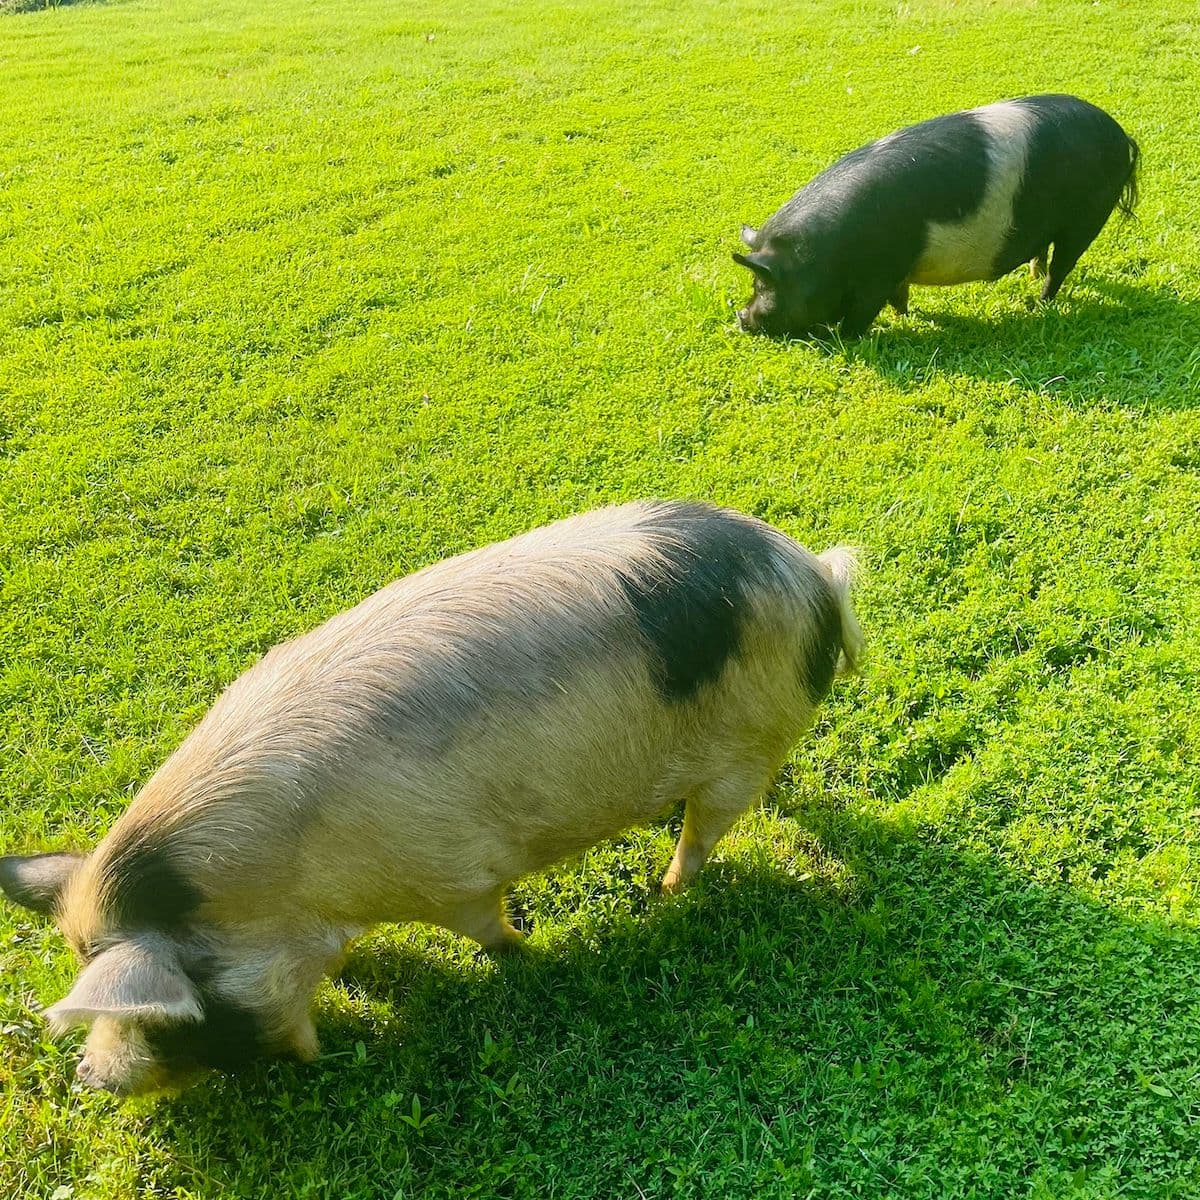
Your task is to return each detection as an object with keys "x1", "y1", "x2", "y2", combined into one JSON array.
[{"x1": 2, "y1": 0, "x2": 1200, "y2": 1195}]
